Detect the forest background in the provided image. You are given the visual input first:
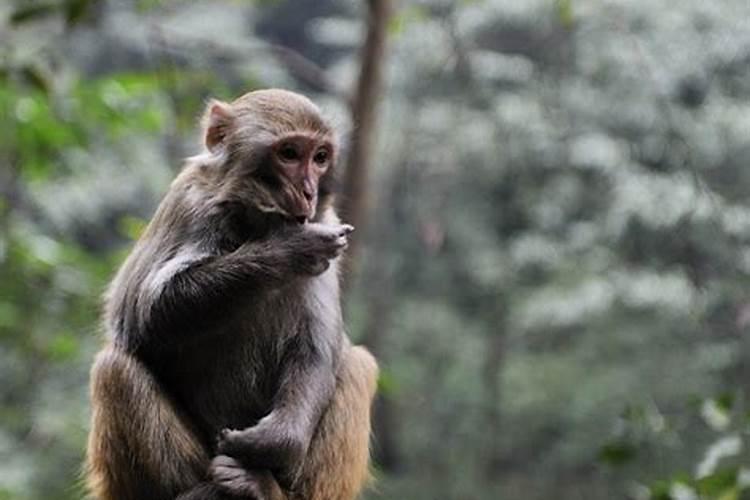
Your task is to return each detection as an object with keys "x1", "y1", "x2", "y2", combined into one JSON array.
[{"x1": 3, "y1": 1, "x2": 750, "y2": 499}]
